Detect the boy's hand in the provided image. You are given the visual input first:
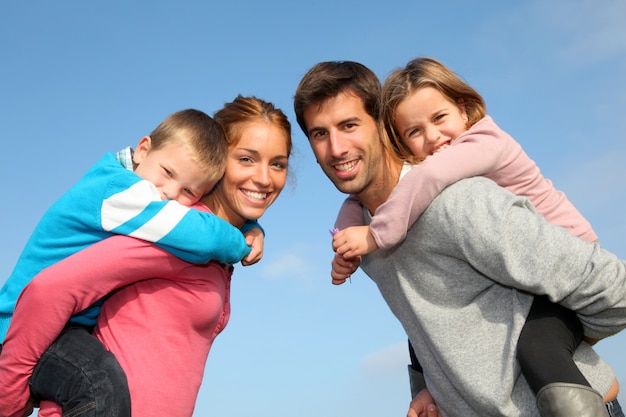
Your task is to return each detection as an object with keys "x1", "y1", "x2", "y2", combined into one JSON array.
[
  {"x1": 242, "y1": 228, "x2": 264, "y2": 266},
  {"x1": 407, "y1": 389, "x2": 441, "y2": 417},
  {"x1": 330, "y1": 252, "x2": 360, "y2": 285},
  {"x1": 332, "y1": 226, "x2": 379, "y2": 258},
  {"x1": 22, "y1": 397, "x2": 38, "y2": 416}
]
